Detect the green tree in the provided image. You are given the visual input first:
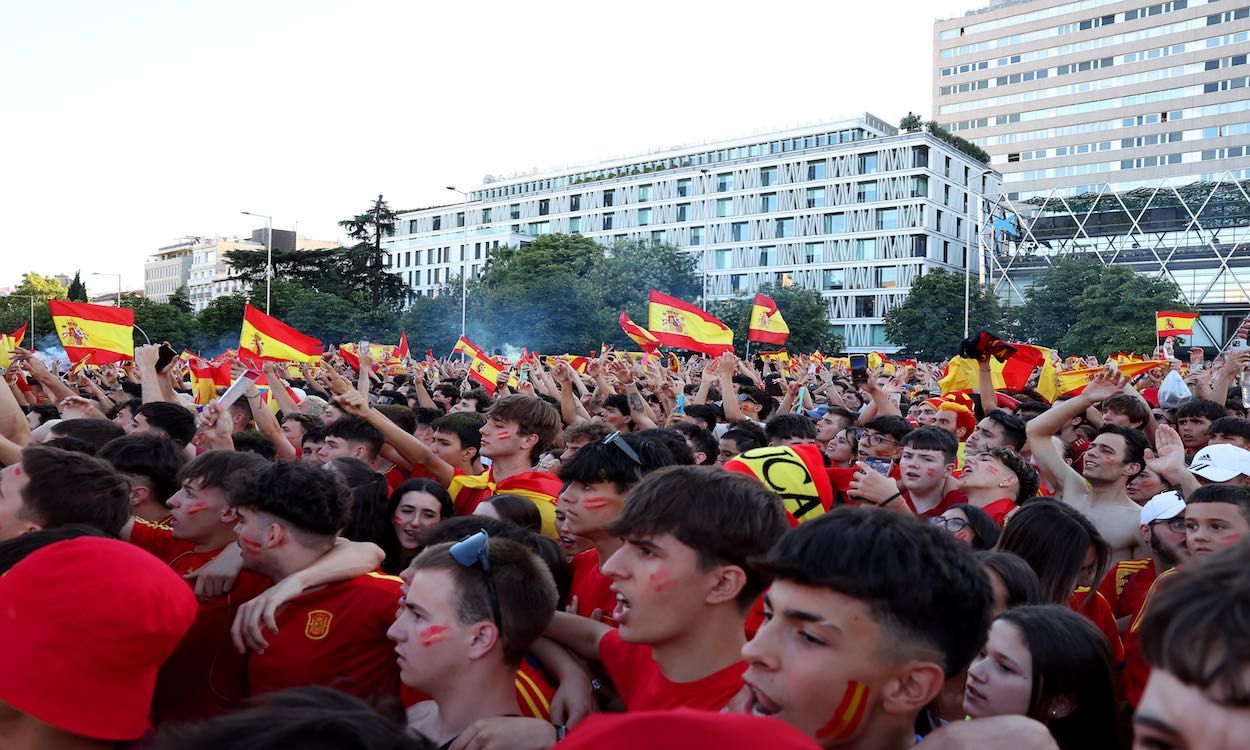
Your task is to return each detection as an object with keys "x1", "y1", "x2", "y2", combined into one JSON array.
[
  {"x1": 884, "y1": 268, "x2": 1004, "y2": 360},
  {"x1": 899, "y1": 112, "x2": 923, "y2": 133},
  {"x1": 1012, "y1": 258, "x2": 1108, "y2": 347},
  {"x1": 1, "y1": 273, "x2": 68, "y2": 347},
  {"x1": 592, "y1": 239, "x2": 700, "y2": 327},
  {"x1": 67, "y1": 271, "x2": 88, "y2": 301},
  {"x1": 126, "y1": 296, "x2": 199, "y2": 350},
  {"x1": 709, "y1": 283, "x2": 844, "y2": 356},
  {"x1": 1059, "y1": 266, "x2": 1190, "y2": 358},
  {"x1": 339, "y1": 194, "x2": 399, "y2": 311},
  {"x1": 167, "y1": 286, "x2": 192, "y2": 314},
  {"x1": 924, "y1": 120, "x2": 990, "y2": 164},
  {"x1": 193, "y1": 293, "x2": 248, "y2": 354},
  {"x1": 400, "y1": 284, "x2": 474, "y2": 356}
]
